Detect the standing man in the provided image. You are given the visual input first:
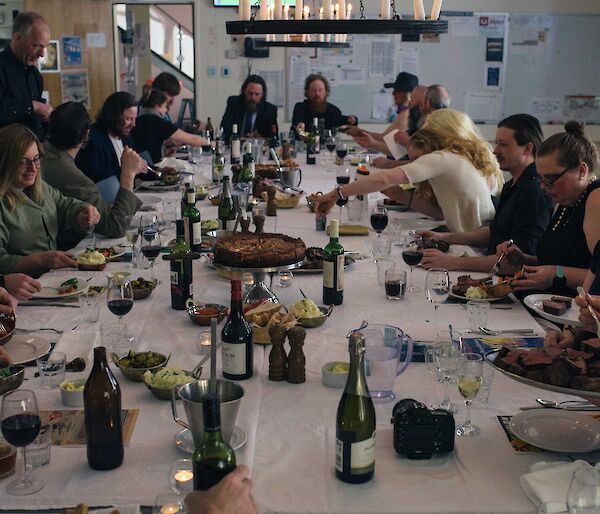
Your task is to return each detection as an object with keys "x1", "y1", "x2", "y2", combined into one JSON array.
[
  {"x1": 419, "y1": 114, "x2": 554, "y2": 271},
  {"x1": 0, "y1": 12, "x2": 52, "y2": 140},
  {"x1": 75, "y1": 92, "x2": 147, "y2": 203},
  {"x1": 220, "y1": 75, "x2": 278, "y2": 142}
]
